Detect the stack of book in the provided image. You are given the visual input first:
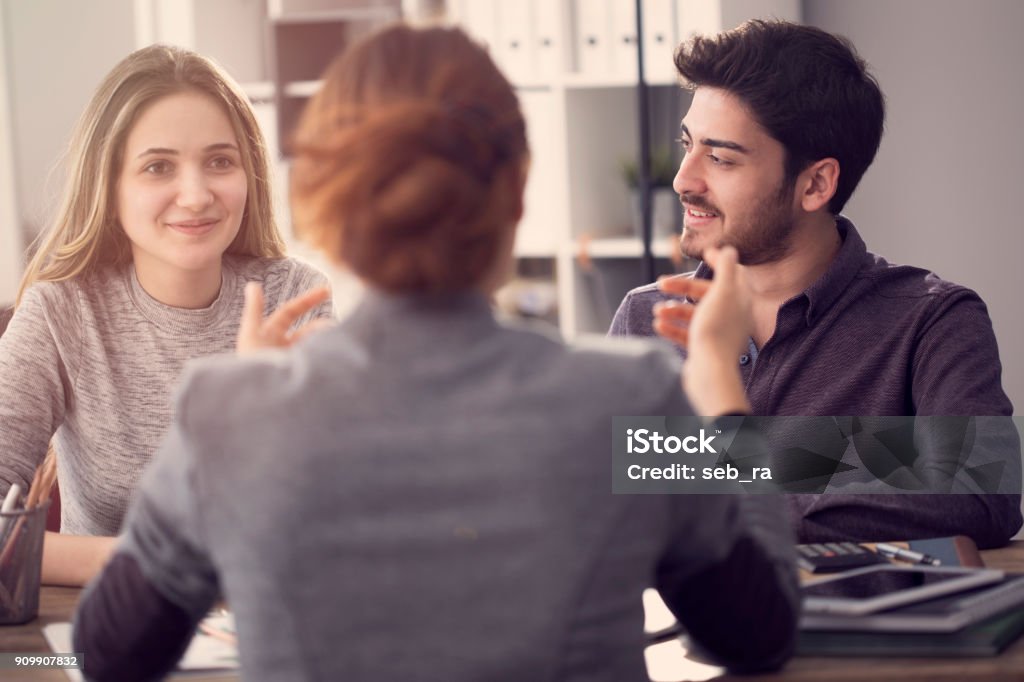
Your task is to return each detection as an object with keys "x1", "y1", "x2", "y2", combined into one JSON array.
[{"x1": 798, "y1": 536, "x2": 1024, "y2": 657}]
